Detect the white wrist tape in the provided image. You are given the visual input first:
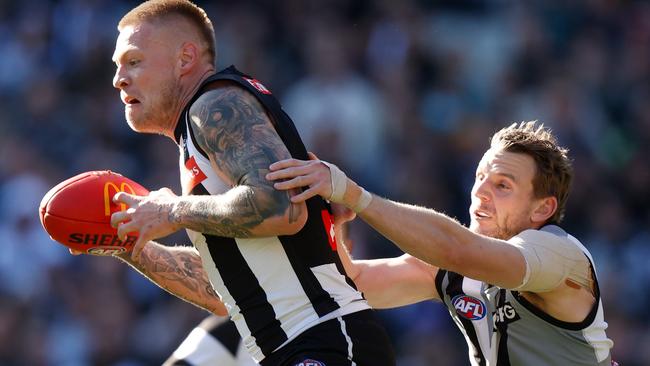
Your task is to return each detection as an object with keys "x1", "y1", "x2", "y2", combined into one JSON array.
[
  {"x1": 322, "y1": 161, "x2": 347, "y2": 203},
  {"x1": 352, "y1": 188, "x2": 372, "y2": 213}
]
